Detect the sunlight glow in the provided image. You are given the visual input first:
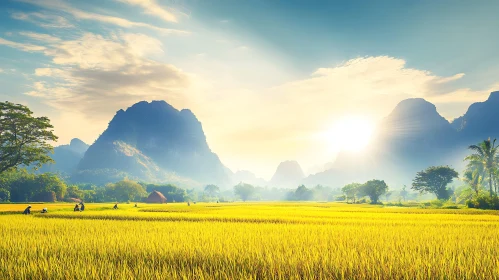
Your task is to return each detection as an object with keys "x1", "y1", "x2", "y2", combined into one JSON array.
[{"x1": 327, "y1": 116, "x2": 375, "y2": 152}]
